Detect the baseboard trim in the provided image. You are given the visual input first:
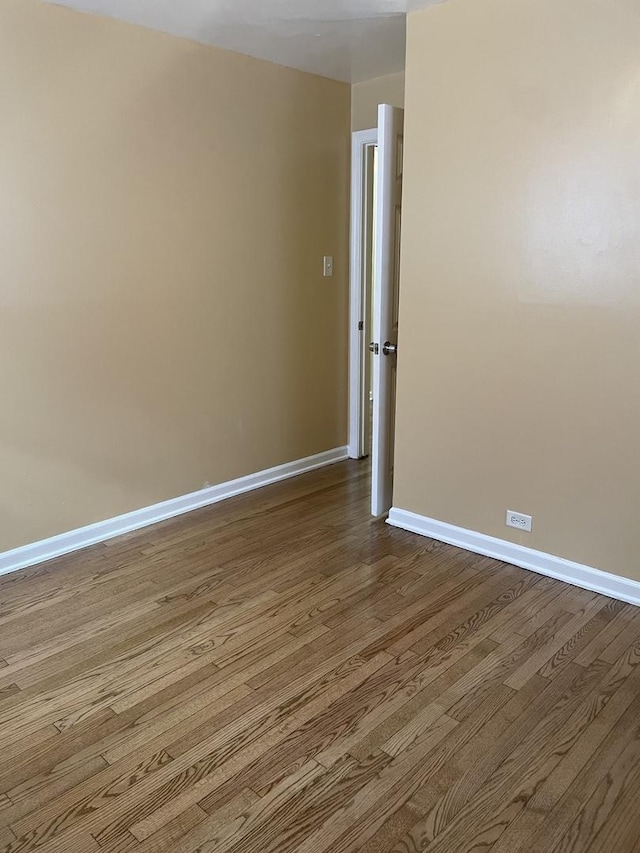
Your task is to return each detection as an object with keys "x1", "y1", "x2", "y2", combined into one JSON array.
[
  {"x1": 387, "y1": 507, "x2": 640, "y2": 607},
  {"x1": 0, "y1": 446, "x2": 349, "y2": 579}
]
